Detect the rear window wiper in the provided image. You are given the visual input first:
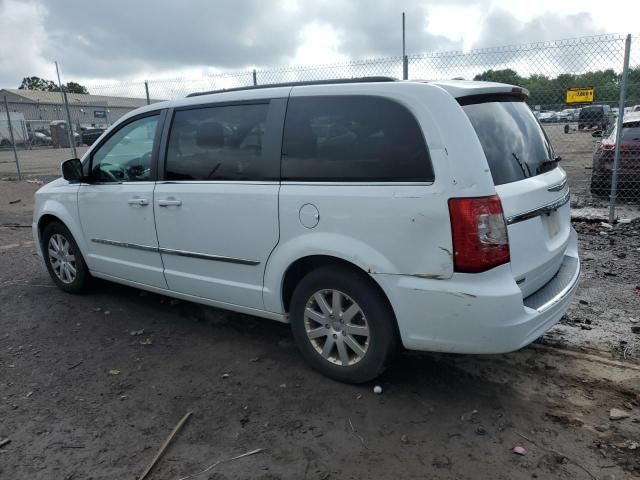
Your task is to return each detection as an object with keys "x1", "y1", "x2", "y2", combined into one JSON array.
[{"x1": 536, "y1": 156, "x2": 561, "y2": 174}]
